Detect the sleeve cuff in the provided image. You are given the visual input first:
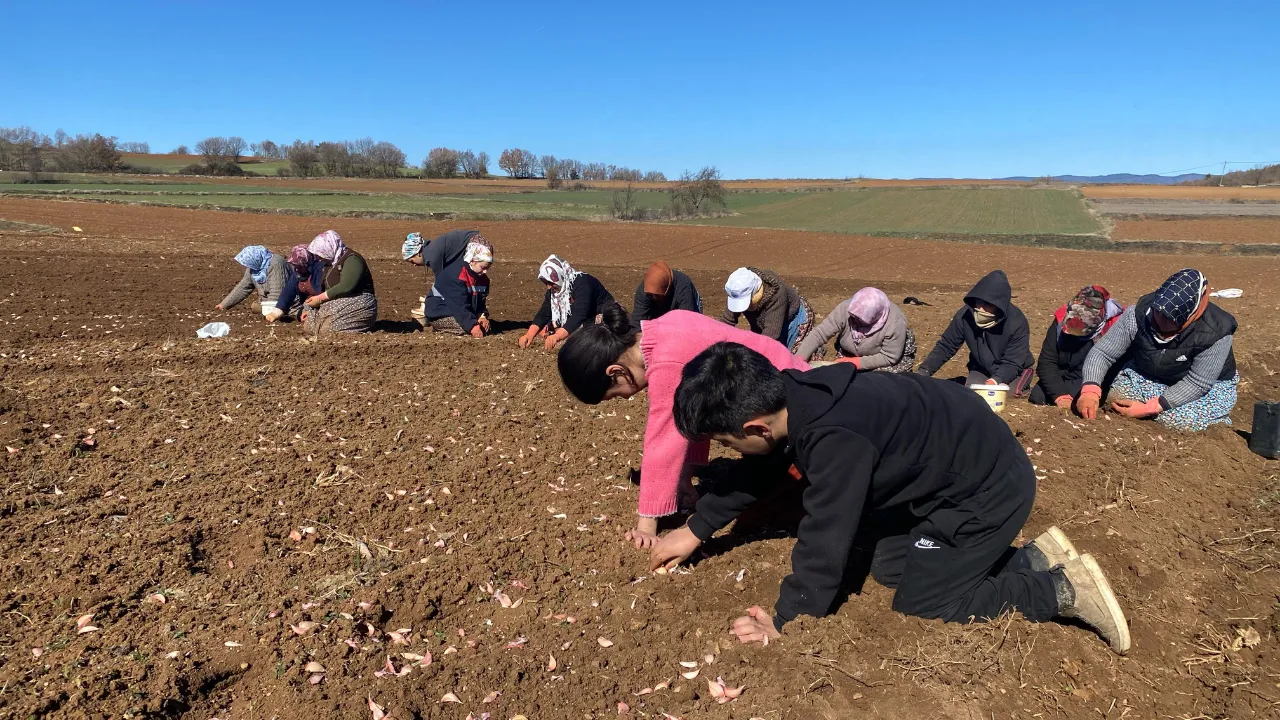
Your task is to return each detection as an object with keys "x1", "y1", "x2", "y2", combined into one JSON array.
[
  {"x1": 772, "y1": 614, "x2": 786, "y2": 633},
  {"x1": 687, "y1": 514, "x2": 718, "y2": 542},
  {"x1": 1157, "y1": 396, "x2": 1171, "y2": 411}
]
